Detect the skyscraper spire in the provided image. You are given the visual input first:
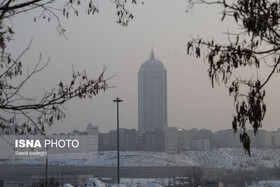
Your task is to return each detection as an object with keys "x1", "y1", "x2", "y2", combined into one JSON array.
[{"x1": 149, "y1": 49, "x2": 155, "y2": 60}]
